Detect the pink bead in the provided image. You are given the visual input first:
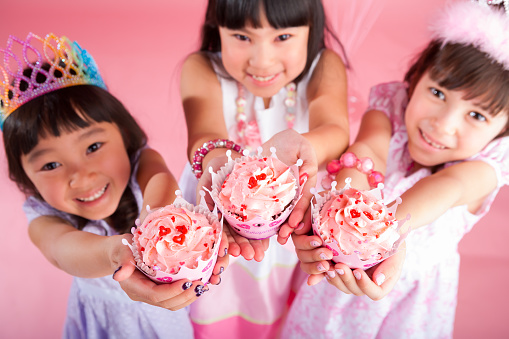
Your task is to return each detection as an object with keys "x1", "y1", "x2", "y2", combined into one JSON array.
[
  {"x1": 193, "y1": 164, "x2": 202, "y2": 171},
  {"x1": 226, "y1": 141, "x2": 234, "y2": 148},
  {"x1": 233, "y1": 144, "x2": 242, "y2": 152},
  {"x1": 193, "y1": 155, "x2": 203, "y2": 162},
  {"x1": 357, "y1": 157, "x2": 374, "y2": 173},
  {"x1": 368, "y1": 170, "x2": 384, "y2": 188},
  {"x1": 199, "y1": 148, "x2": 208, "y2": 155},
  {"x1": 236, "y1": 97, "x2": 246, "y2": 107},
  {"x1": 340, "y1": 152, "x2": 358, "y2": 168},
  {"x1": 326, "y1": 159, "x2": 342, "y2": 174}
]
